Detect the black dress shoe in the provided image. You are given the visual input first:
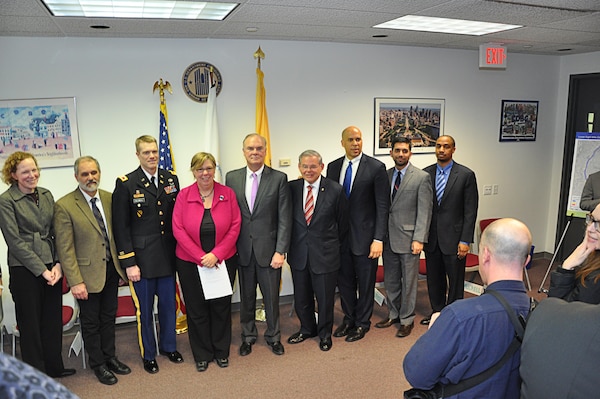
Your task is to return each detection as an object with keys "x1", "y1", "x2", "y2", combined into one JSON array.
[
  {"x1": 420, "y1": 316, "x2": 431, "y2": 325},
  {"x1": 159, "y1": 350, "x2": 184, "y2": 363},
  {"x1": 375, "y1": 318, "x2": 400, "y2": 328},
  {"x1": 143, "y1": 359, "x2": 159, "y2": 374},
  {"x1": 319, "y1": 338, "x2": 332, "y2": 352},
  {"x1": 215, "y1": 358, "x2": 229, "y2": 368},
  {"x1": 287, "y1": 331, "x2": 315, "y2": 344},
  {"x1": 396, "y1": 322, "x2": 414, "y2": 338},
  {"x1": 106, "y1": 358, "x2": 131, "y2": 375},
  {"x1": 196, "y1": 361, "x2": 208, "y2": 372},
  {"x1": 345, "y1": 326, "x2": 368, "y2": 342},
  {"x1": 333, "y1": 323, "x2": 353, "y2": 338},
  {"x1": 267, "y1": 341, "x2": 285, "y2": 355},
  {"x1": 239, "y1": 342, "x2": 253, "y2": 356},
  {"x1": 49, "y1": 368, "x2": 76, "y2": 378},
  {"x1": 93, "y1": 365, "x2": 117, "y2": 385}
]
